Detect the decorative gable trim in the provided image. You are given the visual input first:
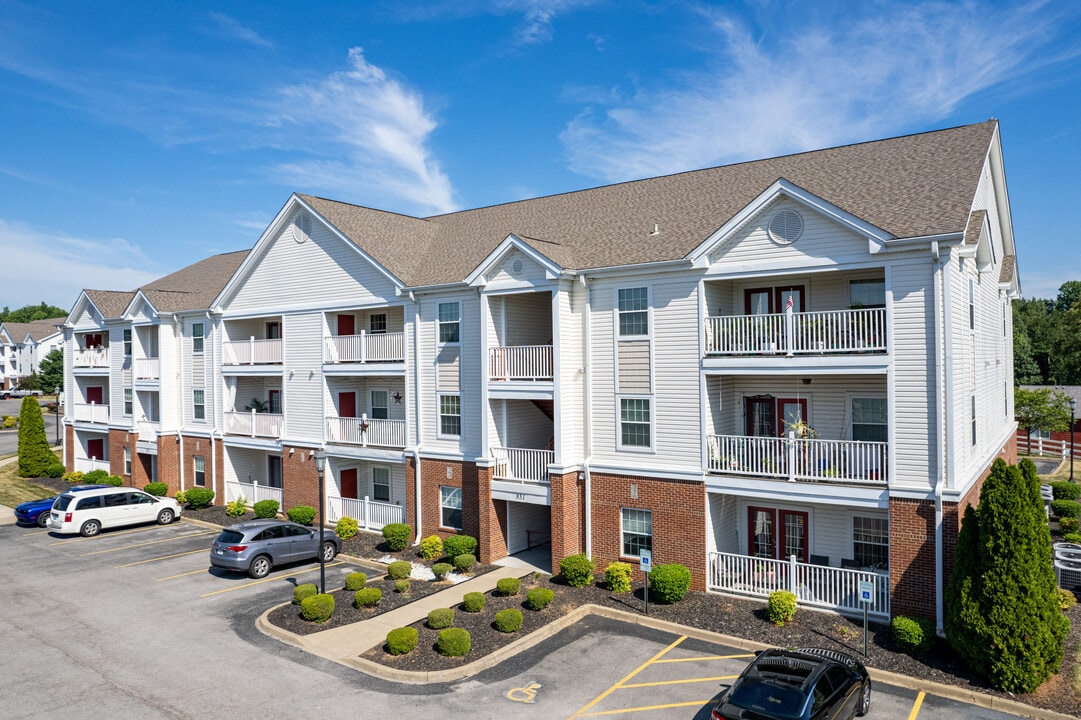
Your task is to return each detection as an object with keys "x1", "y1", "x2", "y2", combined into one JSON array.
[
  {"x1": 66, "y1": 292, "x2": 105, "y2": 329},
  {"x1": 121, "y1": 290, "x2": 160, "y2": 323},
  {"x1": 464, "y1": 233, "x2": 564, "y2": 288}
]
